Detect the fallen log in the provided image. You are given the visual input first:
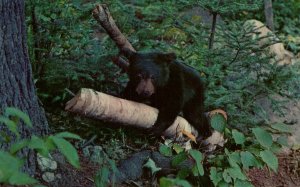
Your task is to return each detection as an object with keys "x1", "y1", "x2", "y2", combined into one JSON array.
[{"x1": 65, "y1": 88, "x2": 198, "y2": 138}]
